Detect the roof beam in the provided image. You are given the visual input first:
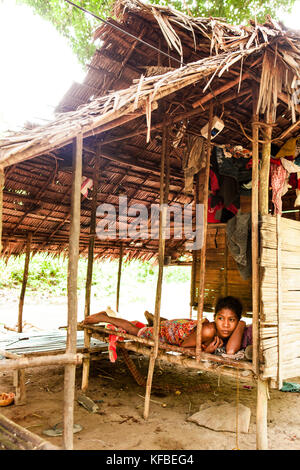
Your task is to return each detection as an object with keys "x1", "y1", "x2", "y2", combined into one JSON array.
[{"x1": 192, "y1": 72, "x2": 250, "y2": 109}]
